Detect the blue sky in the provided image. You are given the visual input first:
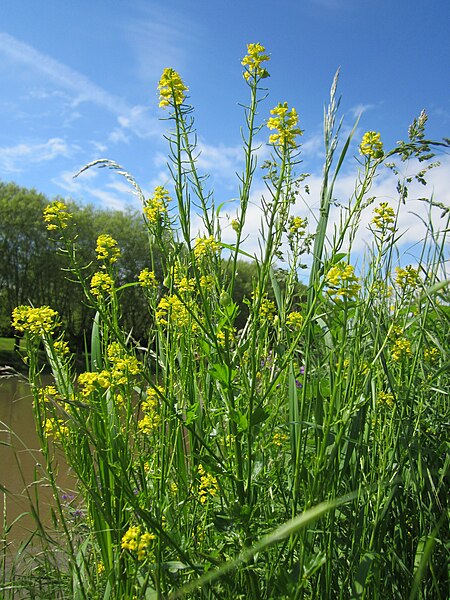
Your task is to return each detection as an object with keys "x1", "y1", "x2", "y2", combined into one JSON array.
[{"x1": 0, "y1": 0, "x2": 449, "y2": 257}]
